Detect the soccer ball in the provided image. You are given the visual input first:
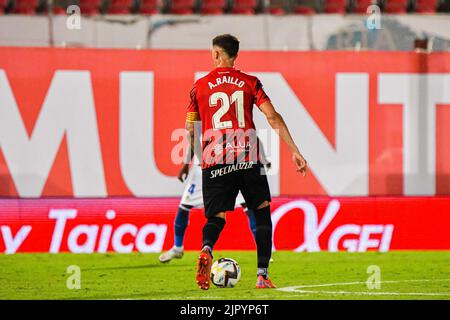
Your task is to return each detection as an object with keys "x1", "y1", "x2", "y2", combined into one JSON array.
[{"x1": 210, "y1": 258, "x2": 241, "y2": 288}]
